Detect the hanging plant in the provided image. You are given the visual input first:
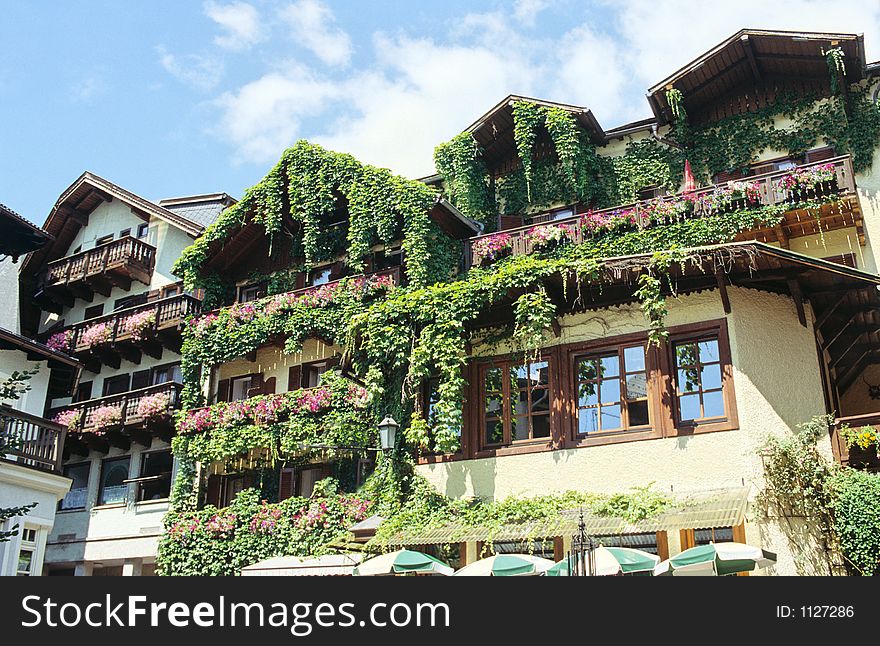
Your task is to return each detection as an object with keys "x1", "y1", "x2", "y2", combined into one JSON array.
[
  {"x1": 825, "y1": 46, "x2": 846, "y2": 94},
  {"x1": 511, "y1": 100, "x2": 545, "y2": 201},
  {"x1": 666, "y1": 88, "x2": 687, "y2": 122}
]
